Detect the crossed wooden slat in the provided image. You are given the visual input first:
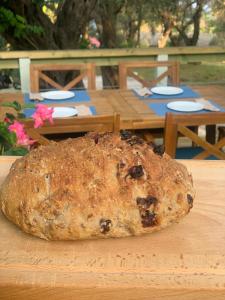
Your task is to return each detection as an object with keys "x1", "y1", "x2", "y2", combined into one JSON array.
[
  {"x1": 119, "y1": 61, "x2": 180, "y2": 89},
  {"x1": 164, "y1": 112, "x2": 225, "y2": 160},
  {"x1": 30, "y1": 63, "x2": 96, "y2": 92}
]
